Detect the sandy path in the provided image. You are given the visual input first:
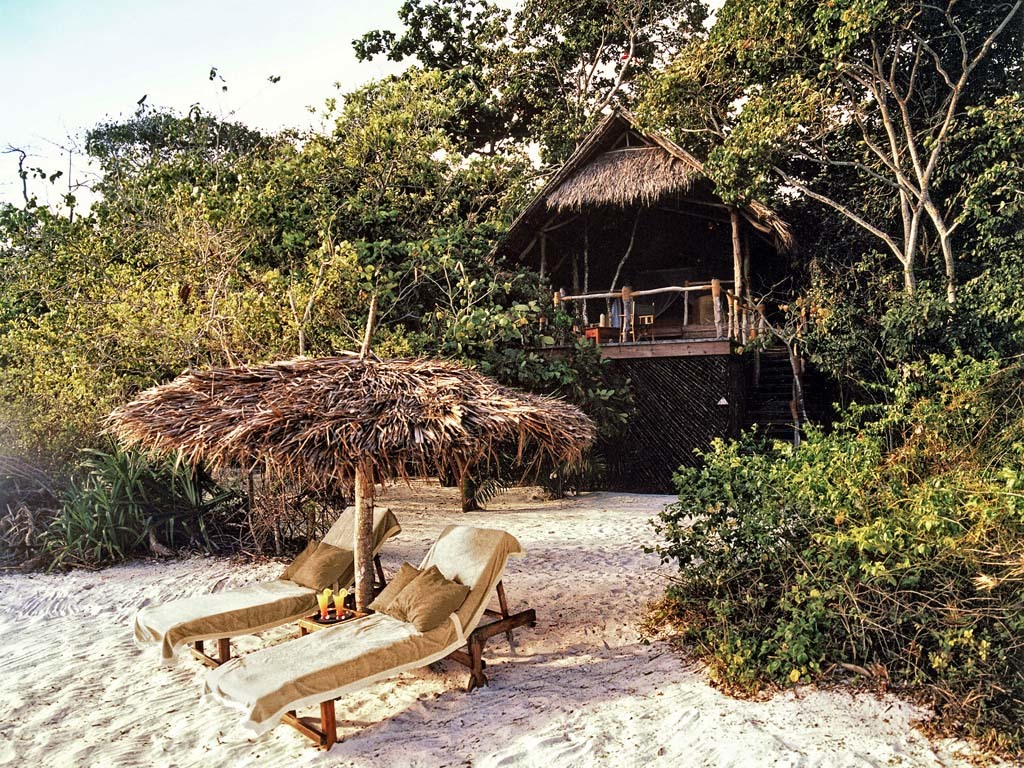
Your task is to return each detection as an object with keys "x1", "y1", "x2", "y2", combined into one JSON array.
[{"x1": 0, "y1": 485, "x2": 984, "y2": 767}]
